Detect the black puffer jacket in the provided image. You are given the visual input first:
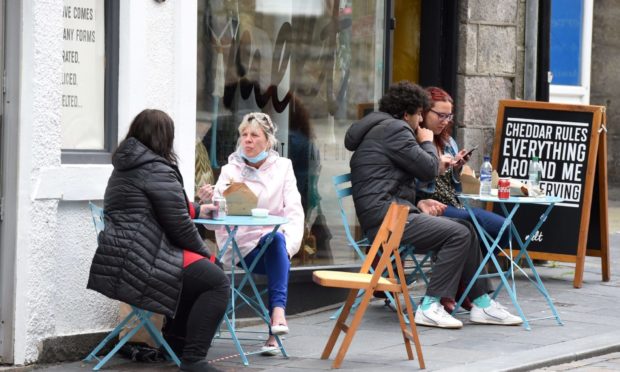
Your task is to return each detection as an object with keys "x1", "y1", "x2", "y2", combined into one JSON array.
[
  {"x1": 87, "y1": 138, "x2": 211, "y2": 317},
  {"x1": 344, "y1": 112, "x2": 439, "y2": 238}
]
